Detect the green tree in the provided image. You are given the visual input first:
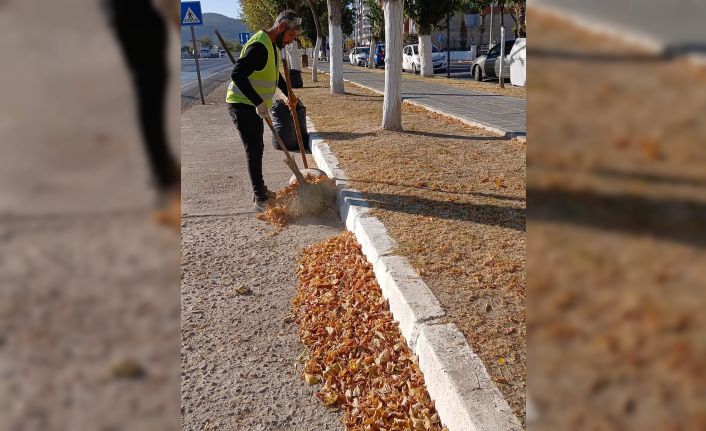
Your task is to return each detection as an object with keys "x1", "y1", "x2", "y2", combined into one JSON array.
[
  {"x1": 364, "y1": 0, "x2": 384, "y2": 69},
  {"x1": 505, "y1": 0, "x2": 526, "y2": 38},
  {"x1": 462, "y1": 0, "x2": 491, "y2": 47},
  {"x1": 239, "y1": 0, "x2": 303, "y2": 31},
  {"x1": 200, "y1": 35, "x2": 213, "y2": 49},
  {"x1": 404, "y1": 0, "x2": 458, "y2": 76},
  {"x1": 342, "y1": 0, "x2": 355, "y2": 36}
]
